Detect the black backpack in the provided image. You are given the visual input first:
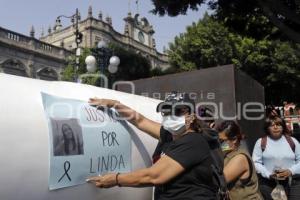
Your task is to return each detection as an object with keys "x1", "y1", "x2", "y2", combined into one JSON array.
[{"x1": 202, "y1": 129, "x2": 230, "y2": 200}]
